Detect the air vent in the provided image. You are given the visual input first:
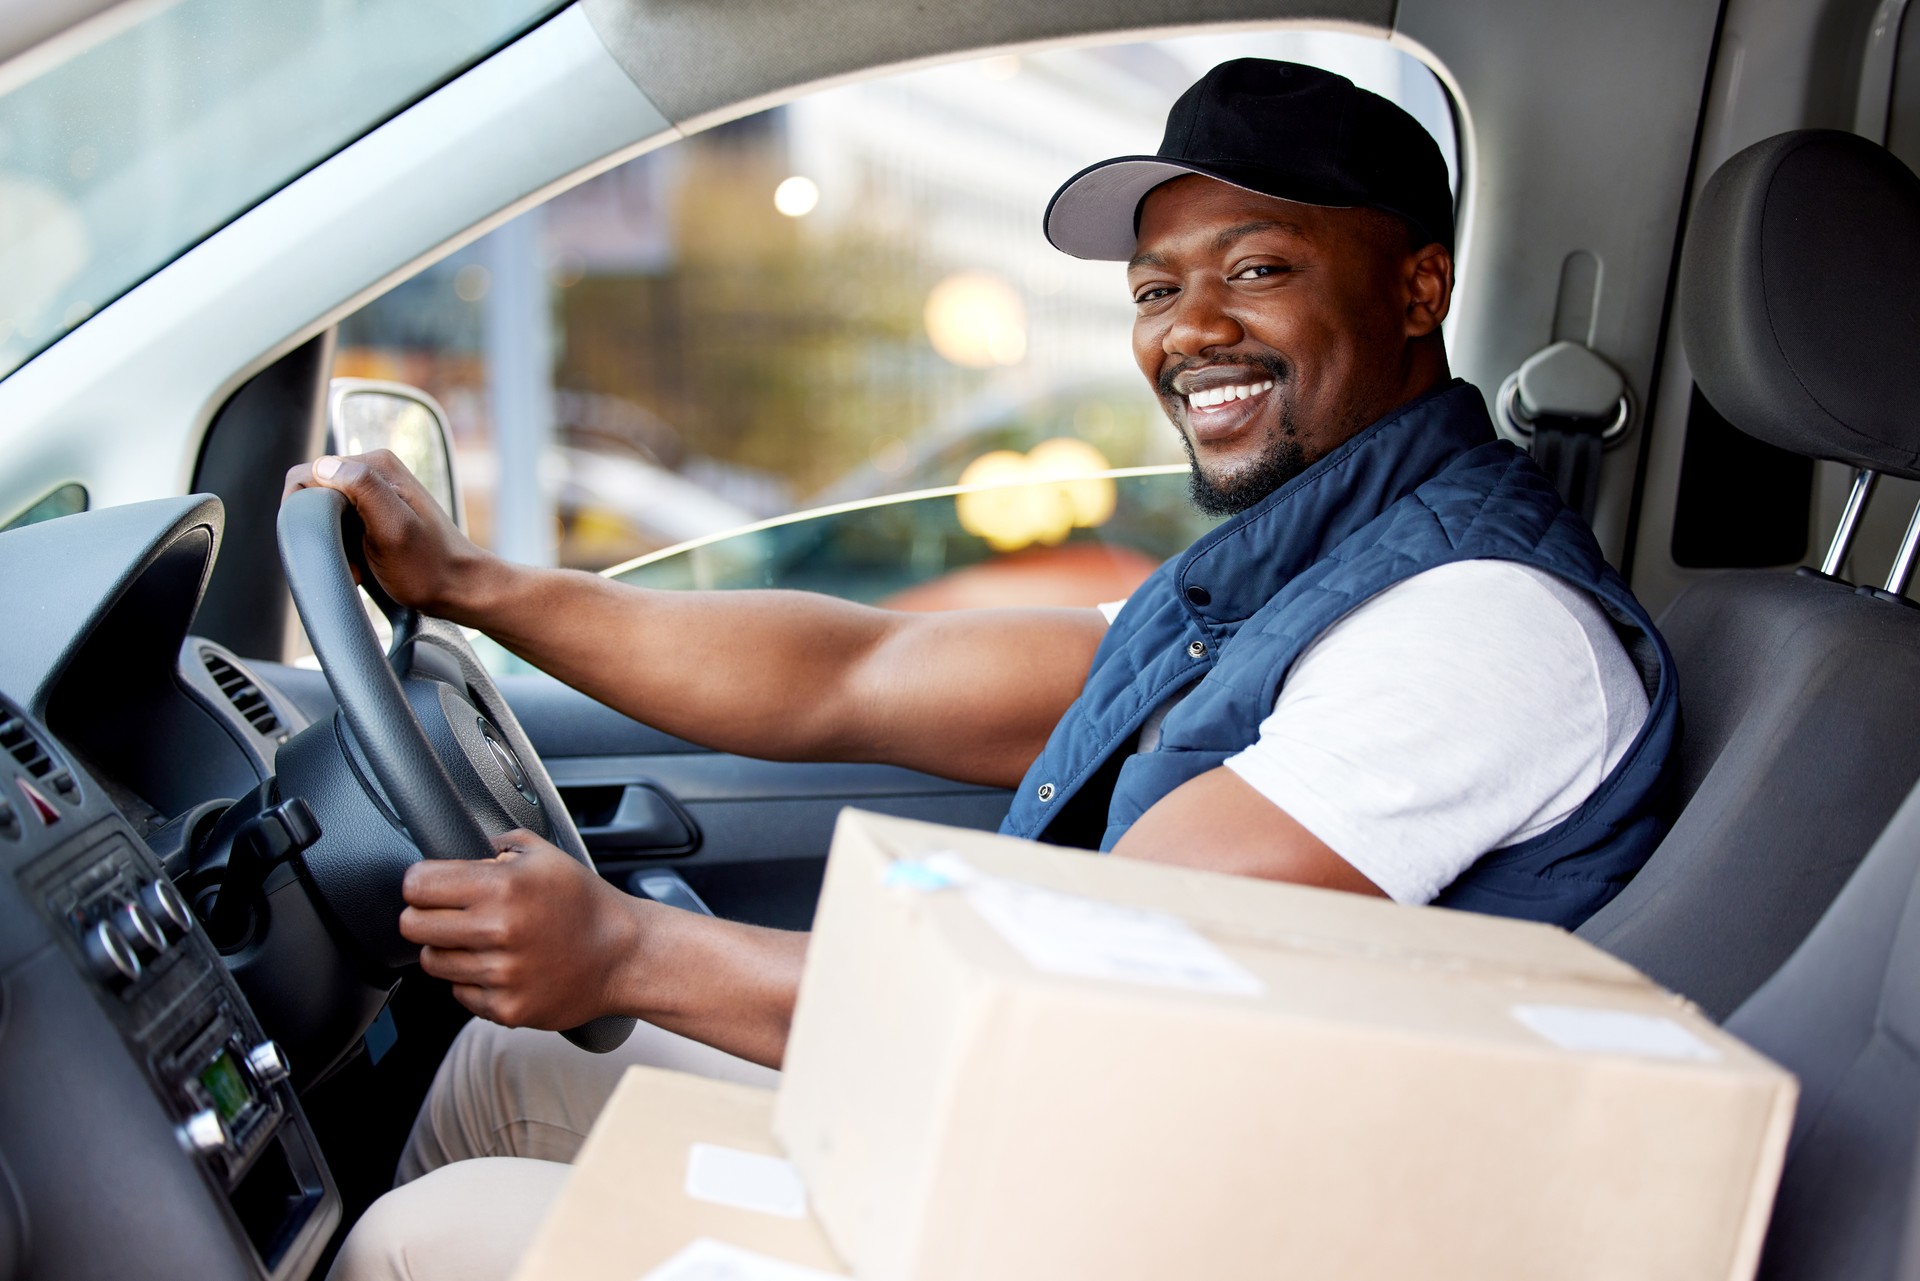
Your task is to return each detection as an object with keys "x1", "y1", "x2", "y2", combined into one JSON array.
[
  {"x1": 0, "y1": 715, "x2": 52, "y2": 780},
  {"x1": 0, "y1": 713, "x2": 76, "y2": 801},
  {"x1": 200, "y1": 649, "x2": 283, "y2": 737}
]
